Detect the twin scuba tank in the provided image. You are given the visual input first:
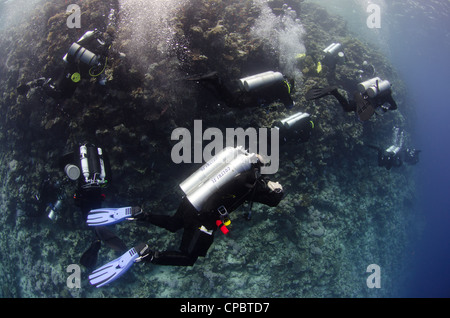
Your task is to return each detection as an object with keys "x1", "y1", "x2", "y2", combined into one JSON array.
[
  {"x1": 357, "y1": 77, "x2": 392, "y2": 98},
  {"x1": 64, "y1": 42, "x2": 99, "y2": 67},
  {"x1": 49, "y1": 144, "x2": 107, "y2": 221},
  {"x1": 274, "y1": 111, "x2": 311, "y2": 130},
  {"x1": 179, "y1": 147, "x2": 256, "y2": 213},
  {"x1": 64, "y1": 144, "x2": 108, "y2": 188},
  {"x1": 238, "y1": 71, "x2": 284, "y2": 92},
  {"x1": 323, "y1": 43, "x2": 345, "y2": 65},
  {"x1": 63, "y1": 31, "x2": 101, "y2": 67}
]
